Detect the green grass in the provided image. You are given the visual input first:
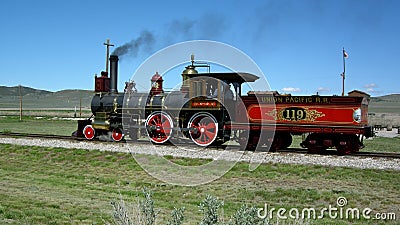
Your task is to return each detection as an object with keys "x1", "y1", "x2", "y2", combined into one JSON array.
[
  {"x1": 0, "y1": 116, "x2": 78, "y2": 136},
  {"x1": 364, "y1": 136, "x2": 400, "y2": 153},
  {"x1": 0, "y1": 144, "x2": 398, "y2": 224}
]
